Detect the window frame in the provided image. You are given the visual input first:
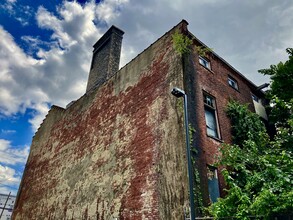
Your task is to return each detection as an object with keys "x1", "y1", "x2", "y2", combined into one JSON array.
[
  {"x1": 199, "y1": 56, "x2": 211, "y2": 70},
  {"x1": 207, "y1": 165, "x2": 219, "y2": 181},
  {"x1": 203, "y1": 93, "x2": 221, "y2": 139},
  {"x1": 207, "y1": 165, "x2": 220, "y2": 203},
  {"x1": 228, "y1": 75, "x2": 239, "y2": 91}
]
